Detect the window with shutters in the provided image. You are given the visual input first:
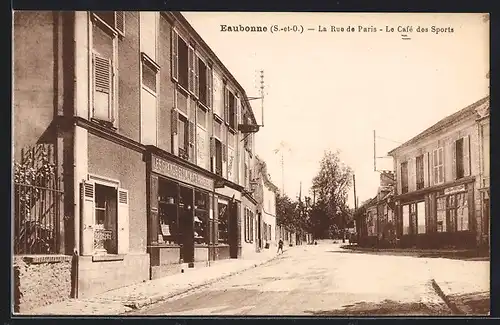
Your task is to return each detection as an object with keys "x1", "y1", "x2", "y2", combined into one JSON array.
[
  {"x1": 94, "y1": 184, "x2": 119, "y2": 254},
  {"x1": 227, "y1": 90, "x2": 236, "y2": 130},
  {"x1": 176, "y1": 34, "x2": 189, "y2": 90},
  {"x1": 178, "y1": 115, "x2": 189, "y2": 160},
  {"x1": 244, "y1": 208, "x2": 254, "y2": 243},
  {"x1": 416, "y1": 155, "x2": 424, "y2": 190},
  {"x1": 454, "y1": 136, "x2": 470, "y2": 180},
  {"x1": 401, "y1": 161, "x2": 409, "y2": 194},
  {"x1": 432, "y1": 147, "x2": 444, "y2": 185},
  {"x1": 140, "y1": 55, "x2": 159, "y2": 145},
  {"x1": 198, "y1": 57, "x2": 212, "y2": 108},
  {"x1": 93, "y1": 11, "x2": 125, "y2": 36},
  {"x1": 91, "y1": 20, "x2": 117, "y2": 126},
  {"x1": 455, "y1": 138, "x2": 464, "y2": 179}
]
